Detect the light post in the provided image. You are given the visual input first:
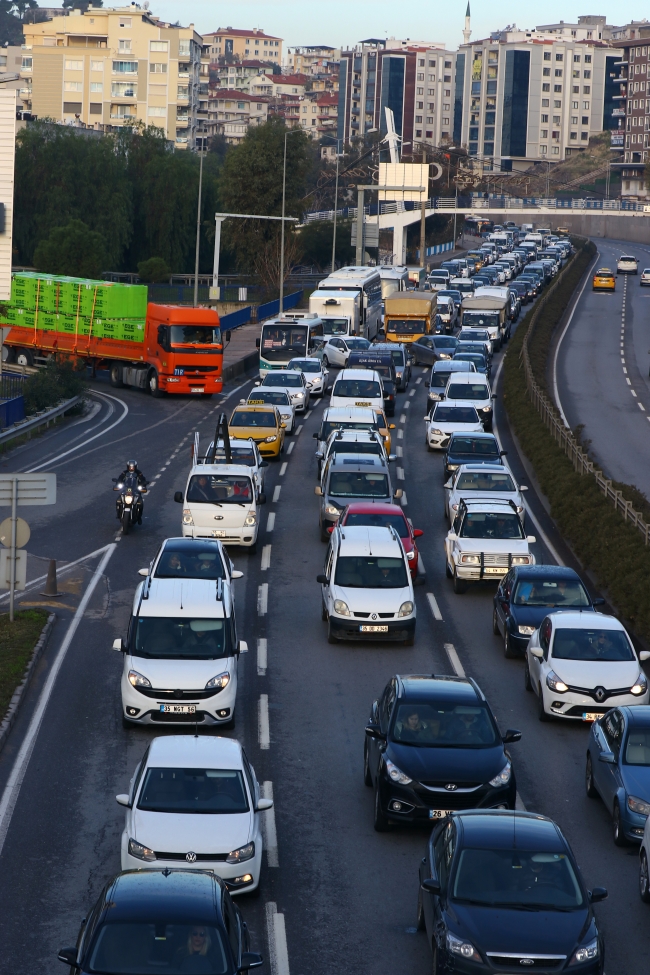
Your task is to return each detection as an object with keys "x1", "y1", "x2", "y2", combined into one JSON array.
[
  {"x1": 279, "y1": 131, "x2": 288, "y2": 314},
  {"x1": 331, "y1": 139, "x2": 341, "y2": 273},
  {"x1": 193, "y1": 147, "x2": 205, "y2": 307}
]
